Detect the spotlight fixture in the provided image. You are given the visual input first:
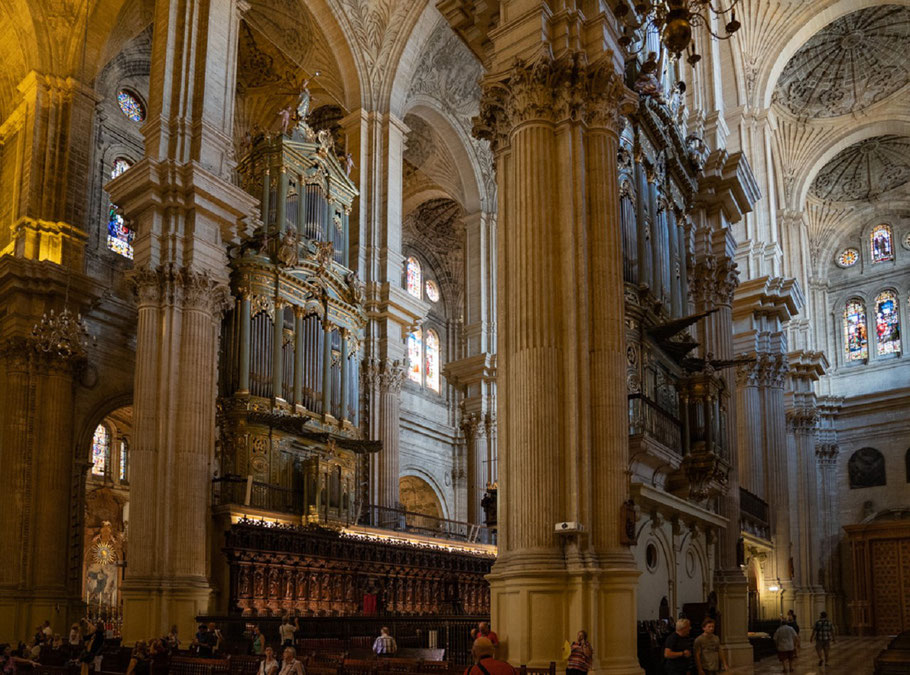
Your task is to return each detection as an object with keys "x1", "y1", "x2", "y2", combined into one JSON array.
[{"x1": 613, "y1": 0, "x2": 741, "y2": 64}]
